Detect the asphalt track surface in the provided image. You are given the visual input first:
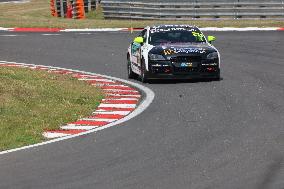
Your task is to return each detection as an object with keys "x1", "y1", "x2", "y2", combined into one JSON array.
[{"x1": 0, "y1": 31, "x2": 283, "y2": 189}]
